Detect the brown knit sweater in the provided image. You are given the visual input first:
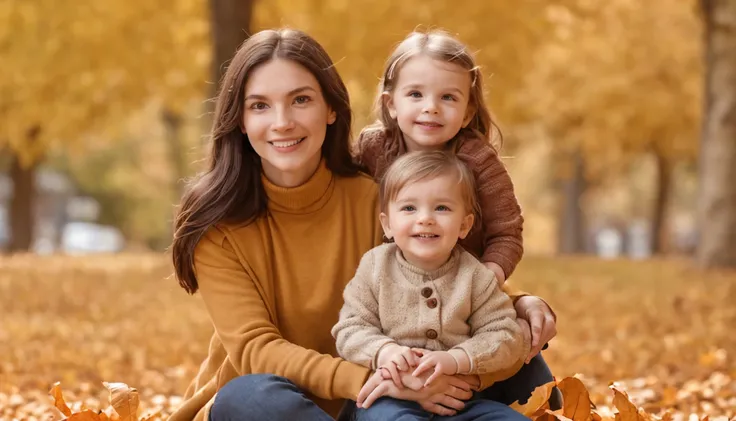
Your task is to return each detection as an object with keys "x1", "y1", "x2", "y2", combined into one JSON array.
[{"x1": 354, "y1": 127, "x2": 524, "y2": 278}]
